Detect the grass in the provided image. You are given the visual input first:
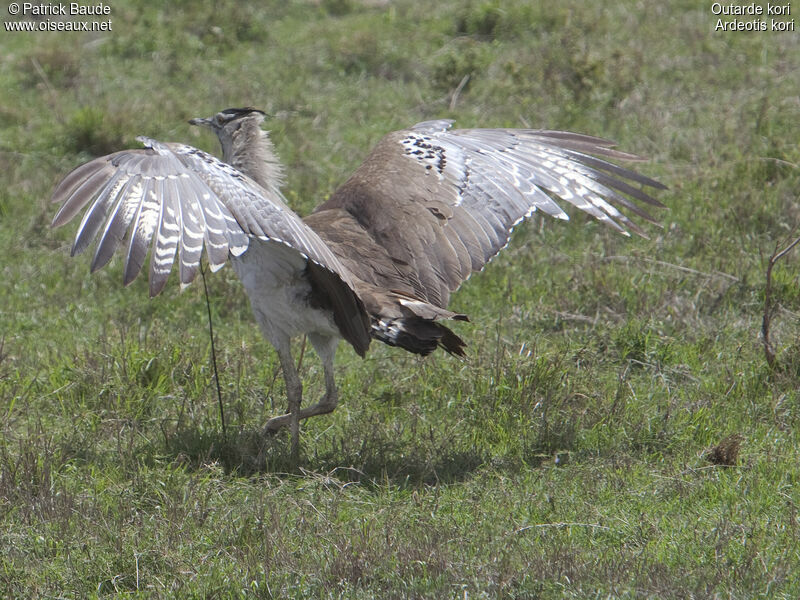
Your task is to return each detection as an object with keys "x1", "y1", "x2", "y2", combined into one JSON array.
[{"x1": 2, "y1": 0, "x2": 800, "y2": 596}]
